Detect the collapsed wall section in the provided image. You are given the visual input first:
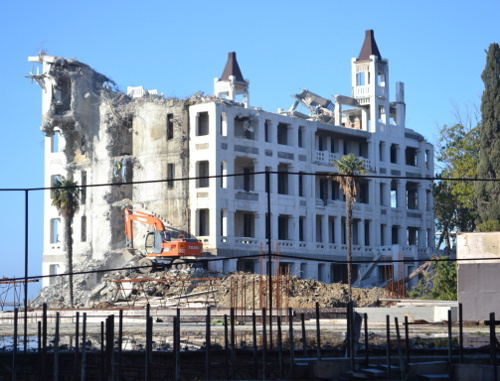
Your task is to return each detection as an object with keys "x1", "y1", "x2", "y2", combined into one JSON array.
[
  {"x1": 31, "y1": 54, "x2": 133, "y2": 287},
  {"x1": 30, "y1": 53, "x2": 203, "y2": 288}
]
